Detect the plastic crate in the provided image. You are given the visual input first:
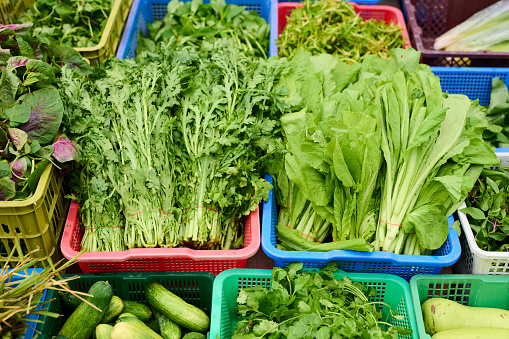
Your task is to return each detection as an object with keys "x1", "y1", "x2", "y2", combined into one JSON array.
[
  {"x1": 116, "y1": 0, "x2": 274, "y2": 59},
  {"x1": 210, "y1": 268, "x2": 419, "y2": 339},
  {"x1": 0, "y1": 0, "x2": 133, "y2": 65},
  {"x1": 0, "y1": 163, "x2": 68, "y2": 267},
  {"x1": 60, "y1": 200, "x2": 260, "y2": 275},
  {"x1": 410, "y1": 274, "x2": 509, "y2": 339},
  {"x1": 270, "y1": 2, "x2": 412, "y2": 57},
  {"x1": 431, "y1": 67, "x2": 509, "y2": 106},
  {"x1": 403, "y1": 0, "x2": 509, "y2": 67},
  {"x1": 277, "y1": 0, "x2": 383, "y2": 6},
  {"x1": 261, "y1": 174, "x2": 461, "y2": 281},
  {"x1": 2, "y1": 268, "x2": 48, "y2": 339},
  {"x1": 455, "y1": 150, "x2": 509, "y2": 275},
  {"x1": 35, "y1": 271, "x2": 214, "y2": 339}
]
